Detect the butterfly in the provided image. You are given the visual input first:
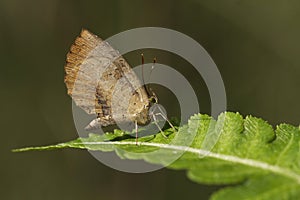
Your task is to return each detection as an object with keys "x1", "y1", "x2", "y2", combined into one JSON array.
[{"x1": 64, "y1": 29, "x2": 171, "y2": 142}]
